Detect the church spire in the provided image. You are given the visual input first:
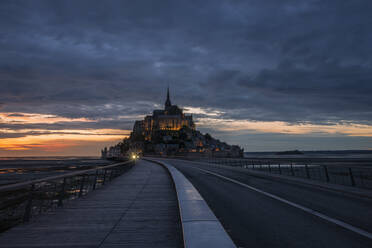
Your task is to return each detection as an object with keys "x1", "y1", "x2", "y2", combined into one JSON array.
[{"x1": 165, "y1": 87, "x2": 171, "y2": 108}]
